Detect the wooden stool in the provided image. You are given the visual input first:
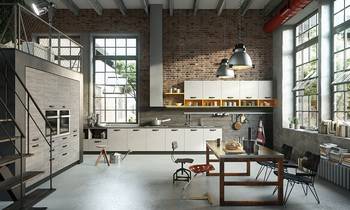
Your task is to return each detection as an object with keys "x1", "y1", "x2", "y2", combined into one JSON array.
[{"x1": 95, "y1": 145, "x2": 110, "y2": 166}]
